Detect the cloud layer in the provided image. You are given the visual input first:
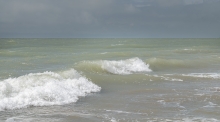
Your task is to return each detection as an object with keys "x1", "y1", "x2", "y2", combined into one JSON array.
[{"x1": 0, "y1": 0, "x2": 220, "y2": 38}]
